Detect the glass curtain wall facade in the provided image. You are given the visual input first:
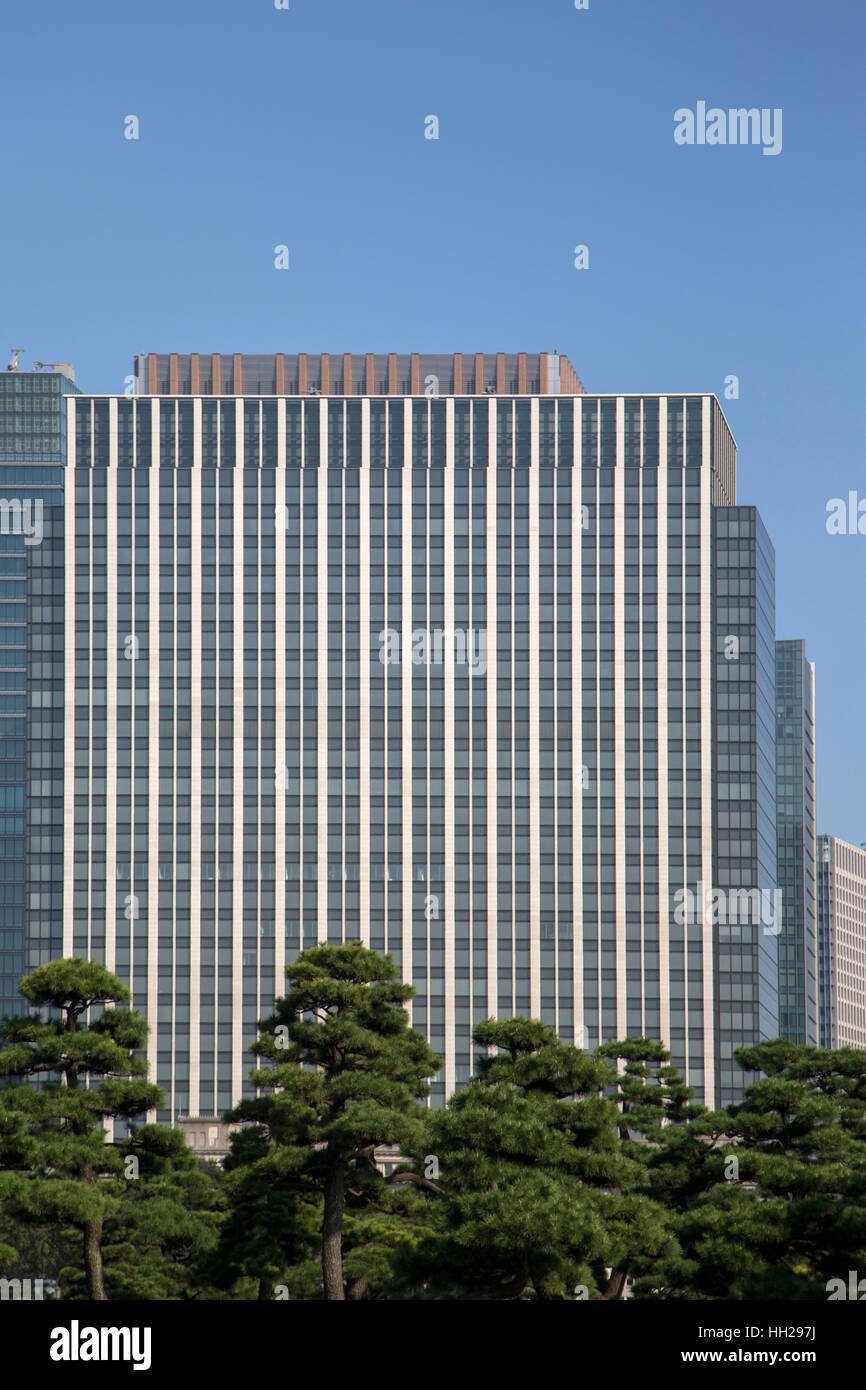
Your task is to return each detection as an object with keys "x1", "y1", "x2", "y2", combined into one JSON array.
[
  {"x1": 712, "y1": 508, "x2": 778, "y2": 1104},
  {"x1": 0, "y1": 371, "x2": 74, "y2": 1018},
  {"x1": 775, "y1": 639, "x2": 818, "y2": 1045},
  {"x1": 56, "y1": 360, "x2": 778, "y2": 1118}
]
